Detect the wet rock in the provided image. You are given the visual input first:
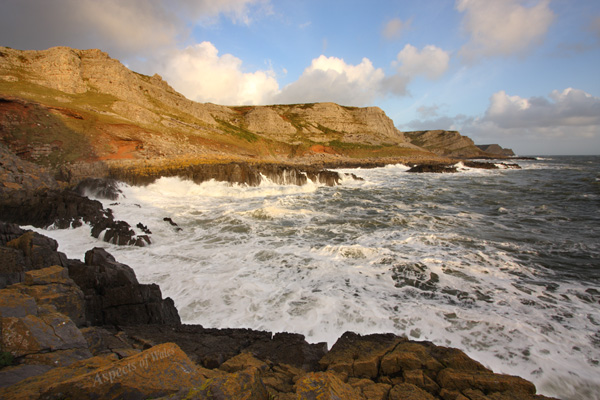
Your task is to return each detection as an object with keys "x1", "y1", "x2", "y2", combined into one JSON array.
[
  {"x1": 117, "y1": 324, "x2": 326, "y2": 372},
  {"x1": 462, "y1": 161, "x2": 499, "y2": 169},
  {"x1": 163, "y1": 217, "x2": 182, "y2": 232},
  {"x1": 66, "y1": 248, "x2": 181, "y2": 326},
  {"x1": 136, "y1": 222, "x2": 152, "y2": 234},
  {"x1": 392, "y1": 262, "x2": 440, "y2": 292},
  {"x1": 245, "y1": 332, "x2": 328, "y2": 372},
  {"x1": 75, "y1": 177, "x2": 122, "y2": 200},
  {"x1": 407, "y1": 164, "x2": 458, "y2": 173}
]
